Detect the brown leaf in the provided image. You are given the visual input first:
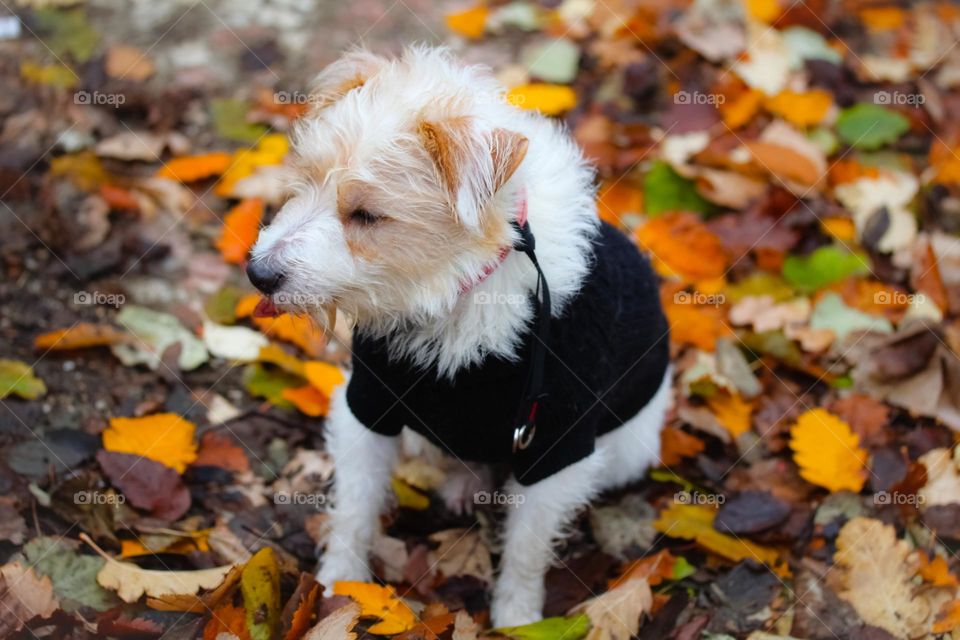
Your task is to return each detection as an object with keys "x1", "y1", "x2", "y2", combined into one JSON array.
[{"x1": 97, "y1": 451, "x2": 191, "y2": 521}]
